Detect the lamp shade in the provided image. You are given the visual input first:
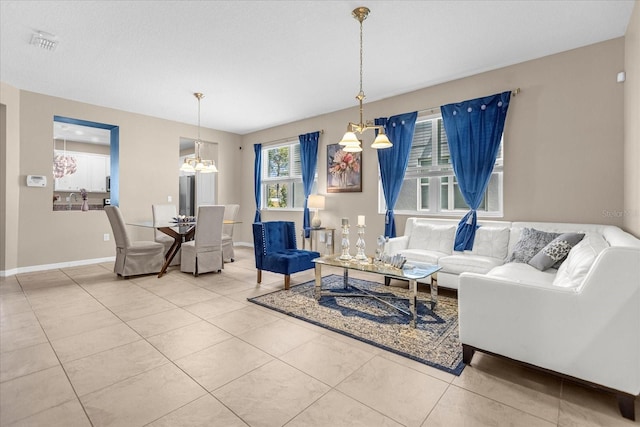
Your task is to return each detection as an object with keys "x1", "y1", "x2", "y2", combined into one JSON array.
[
  {"x1": 343, "y1": 143, "x2": 363, "y2": 153},
  {"x1": 371, "y1": 132, "x2": 392, "y2": 149},
  {"x1": 339, "y1": 131, "x2": 360, "y2": 146},
  {"x1": 308, "y1": 194, "x2": 325, "y2": 209}
]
